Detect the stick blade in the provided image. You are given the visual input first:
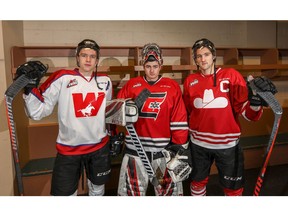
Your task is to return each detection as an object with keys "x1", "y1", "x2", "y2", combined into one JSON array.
[{"x1": 5, "y1": 75, "x2": 31, "y2": 98}]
